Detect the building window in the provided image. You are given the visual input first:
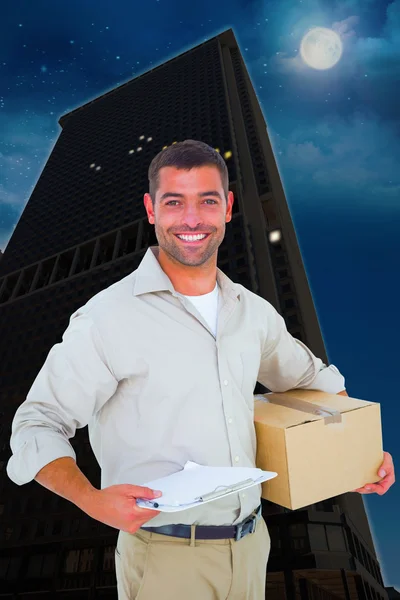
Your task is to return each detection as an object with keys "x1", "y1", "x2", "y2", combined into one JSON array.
[
  {"x1": 63, "y1": 548, "x2": 95, "y2": 574},
  {"x1": 354, "y1": 536, "x2": 363, "y2": 565},
  {"x1": 287, "y1": 314, "x2": 300, "y2": 326},
  {"x1": 284, "y1": 298, "x2": 295, "y2": 309},
  {"x1": 326, "y1": 525, "x2": 347, "y2": 551},
  {"x1": 52, "y1": 519, "x2": 63, "y2": 535},
  {"x1": 3, "y1": 556, "x2": 21, "y2": 580},
  {"x1": 0, "y1": 557, "x2": 9, "y2": 578},
  {"x1": 268, "y1": 525, "x2": 282, "y2": 555},
  {"x1": 35, "y1": 521, "x2": 46, "y2": 538},
  {"x1": 19, "y1": 521, "x2": 31, "y2": 541},
  {"x1": 315, "y1": 500, "x2": 334, "y2": 512},
  {"x1": 103, "y1": 546, "x2": 116, "y2": 571},
  {"x1": 308, "y1": 523, "x2": 328, "y2": 551},
  {"x1": 26, "y1": 553, "x2": 57, "y2": 579},
  {"x1": 288, "y1": 523, "x2": 309, "y2": 552}
]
